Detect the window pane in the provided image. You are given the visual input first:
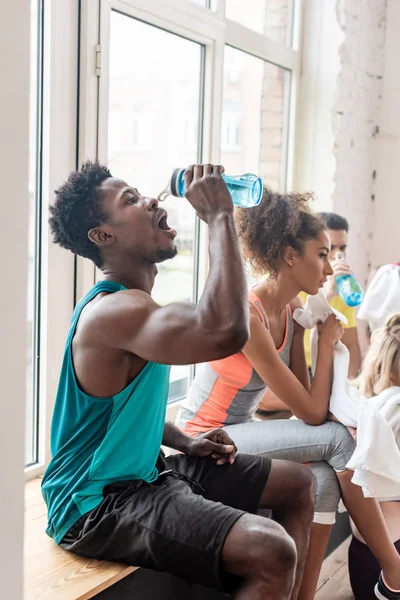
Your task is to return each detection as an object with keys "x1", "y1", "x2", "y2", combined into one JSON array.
[
  {"x1": 221, "y1": 46, "x2": 290, "y2": 193},
  {"x1": 225, "y1": 0, "x2": 293, "y2": 44},
  {"x1": 26, "y1": 0, "x2": 42, "y2": 466},
  {"x1": 190, "y1": 0, "x2": 215, "y2": 7},
  {"x1": 108, "y1": 11, "x2": 204, "y2": 402}
]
